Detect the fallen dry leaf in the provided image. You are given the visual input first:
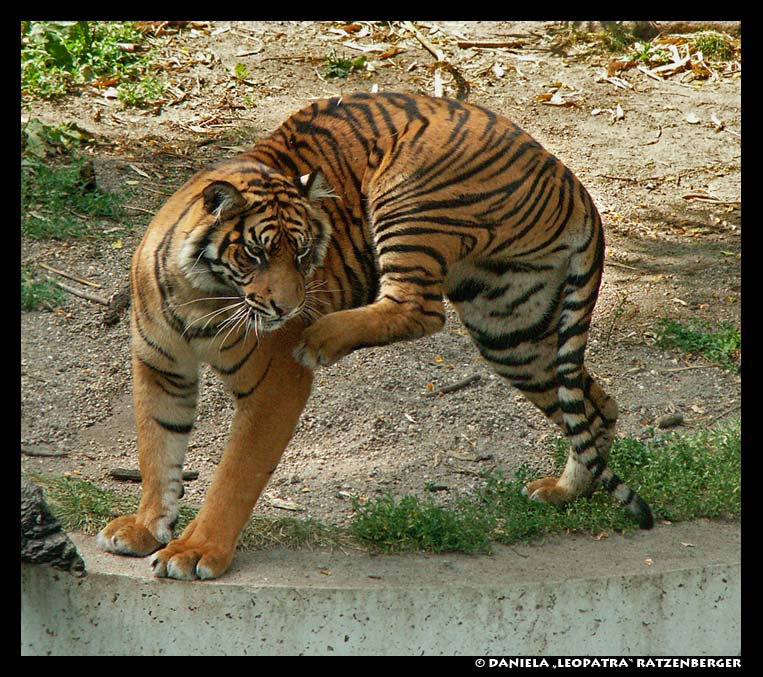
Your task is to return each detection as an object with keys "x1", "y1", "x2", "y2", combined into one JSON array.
[
  {"x1": 607, "y1": 58, "x2": 636, "y2": 76},
  {"x1": 379, "y1": 45, "x2": 405, "y2": 60},
  {"x1": 537, "y1": 91, "x2": 581, "y2": 108},
  {"x1": 268, "y1": 497, "x2": 304, "y2": 512}
]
